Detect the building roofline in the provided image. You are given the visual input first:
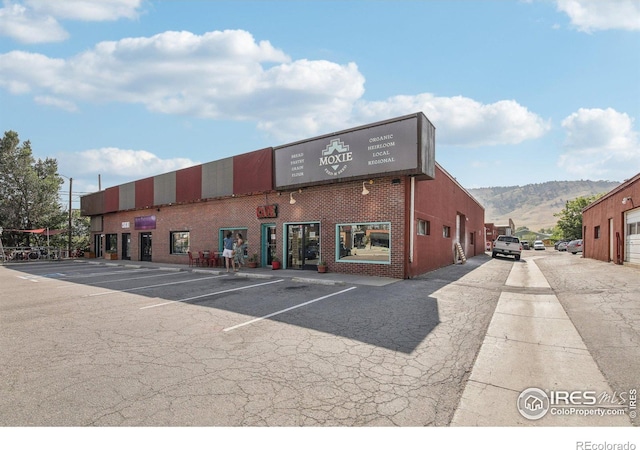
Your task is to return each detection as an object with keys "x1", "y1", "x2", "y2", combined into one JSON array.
[
  {"x1": 582, "y1": 172, "x2": 640, "y2": 212},
  {"x1": 435, "y1": 162, "x2": 485, "y2": 211}
]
